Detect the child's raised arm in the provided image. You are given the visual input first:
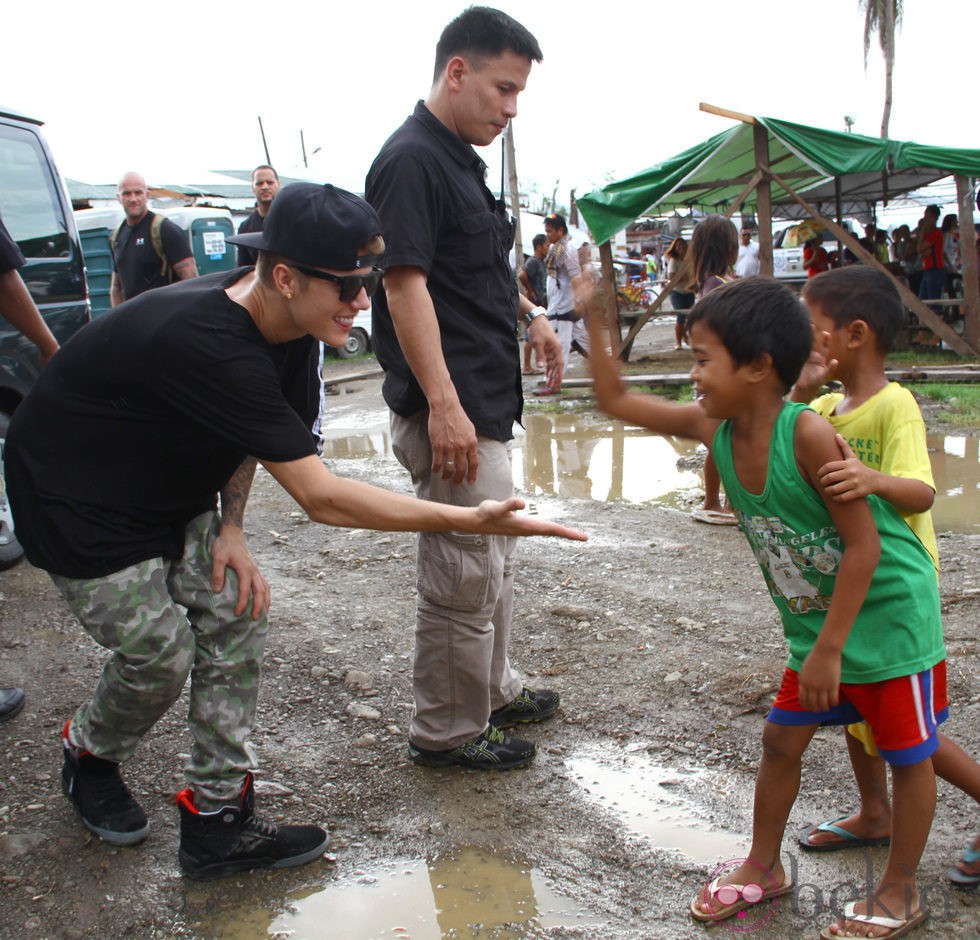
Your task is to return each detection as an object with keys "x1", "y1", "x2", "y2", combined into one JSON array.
[
  {"x1": 792, "y1": 410, "x2": 881, "y2": 713},
  {"x1": 585, "y1": 296, "x2": 717, "y2": 447}
]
